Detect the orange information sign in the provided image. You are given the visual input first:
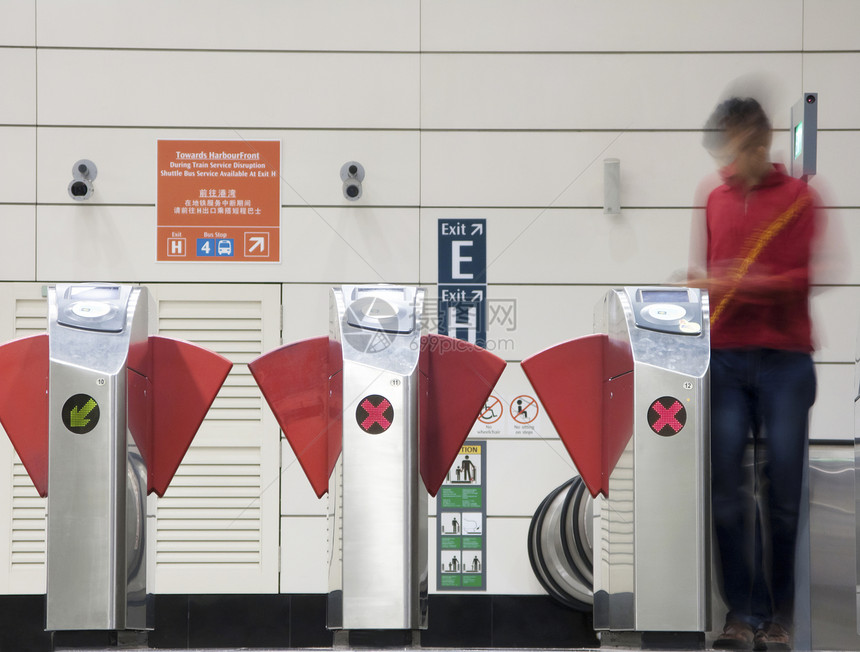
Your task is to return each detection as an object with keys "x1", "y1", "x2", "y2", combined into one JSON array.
[{"x1": 157, "y1": 140, "x2": 280, "y2": 262}]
